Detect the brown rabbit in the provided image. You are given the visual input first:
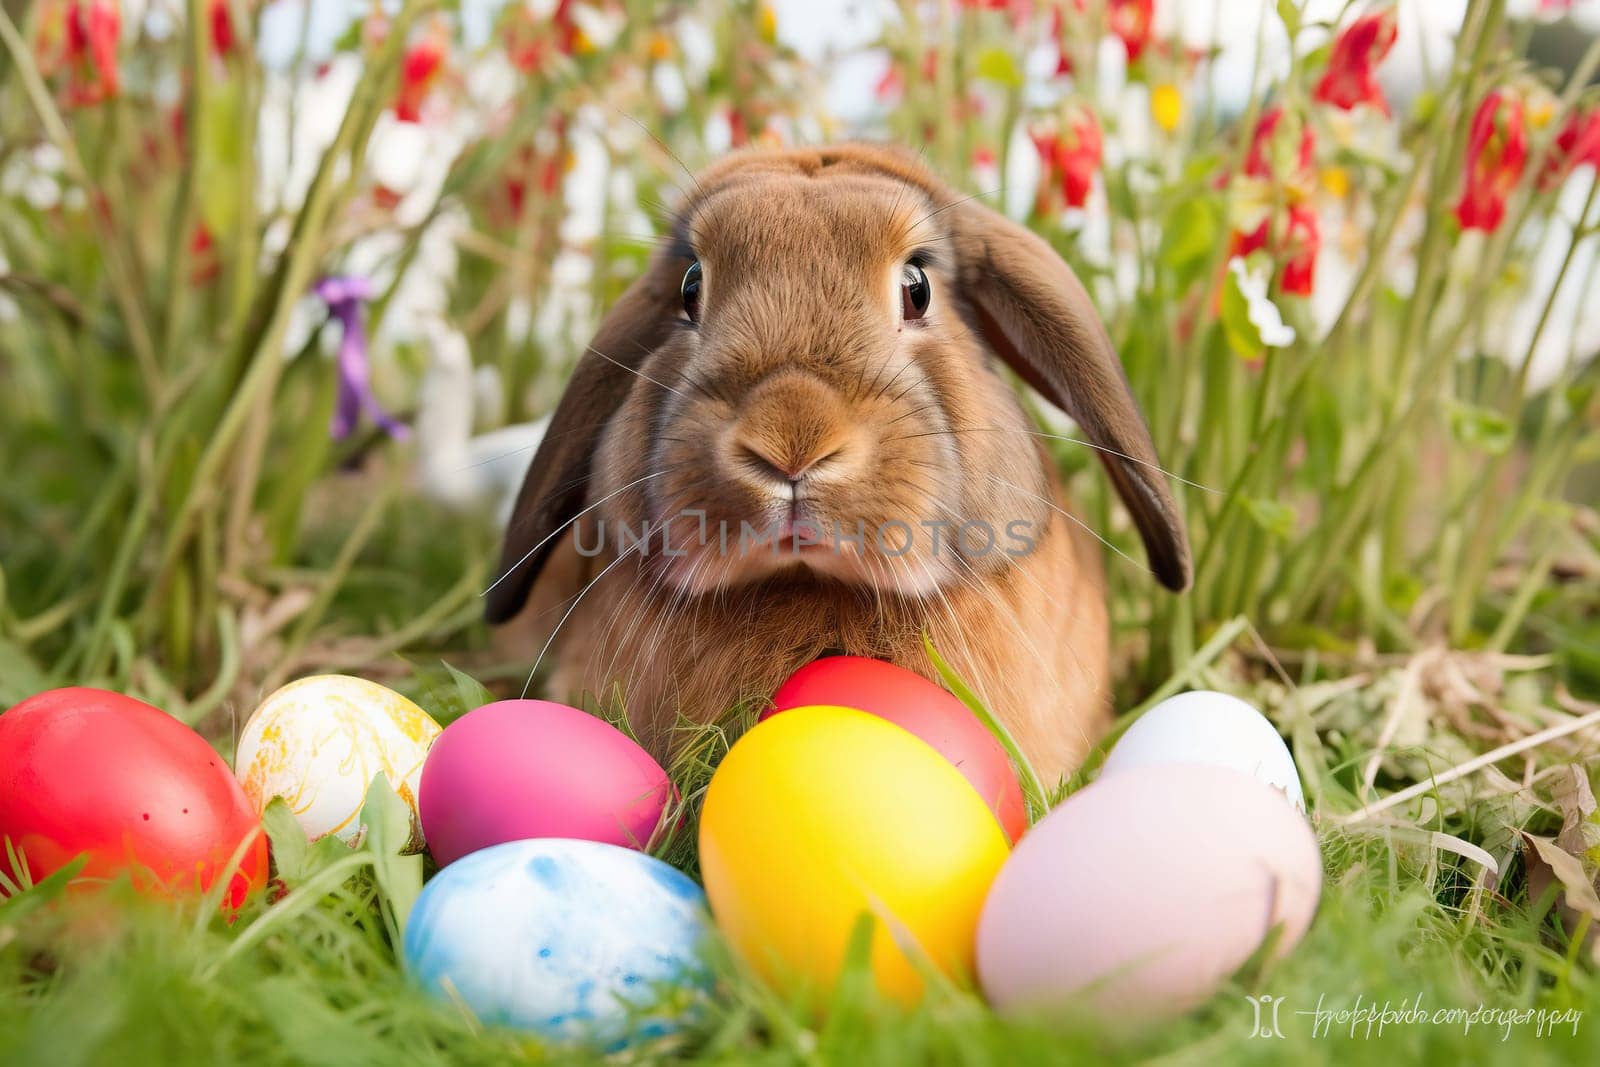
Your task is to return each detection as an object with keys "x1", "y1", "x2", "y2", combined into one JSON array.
[{"x1": 484, "y1": 145, "x2": 1189, "y2": 786}]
